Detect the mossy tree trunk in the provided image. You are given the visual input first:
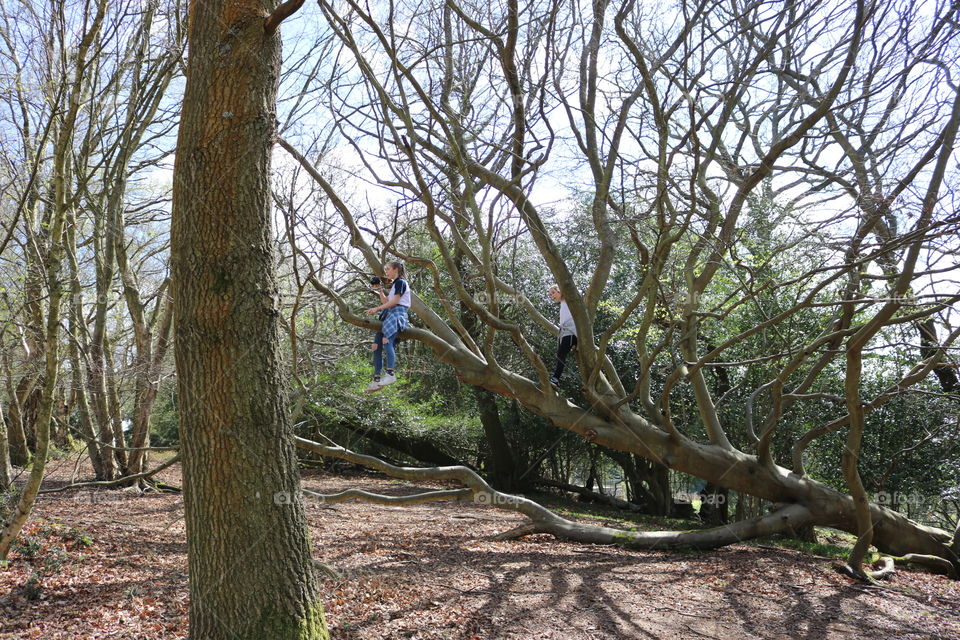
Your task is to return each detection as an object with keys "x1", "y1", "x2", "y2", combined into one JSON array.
[{"x1": 171, "y1": 0, "x2": 328, "y2": 638}]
